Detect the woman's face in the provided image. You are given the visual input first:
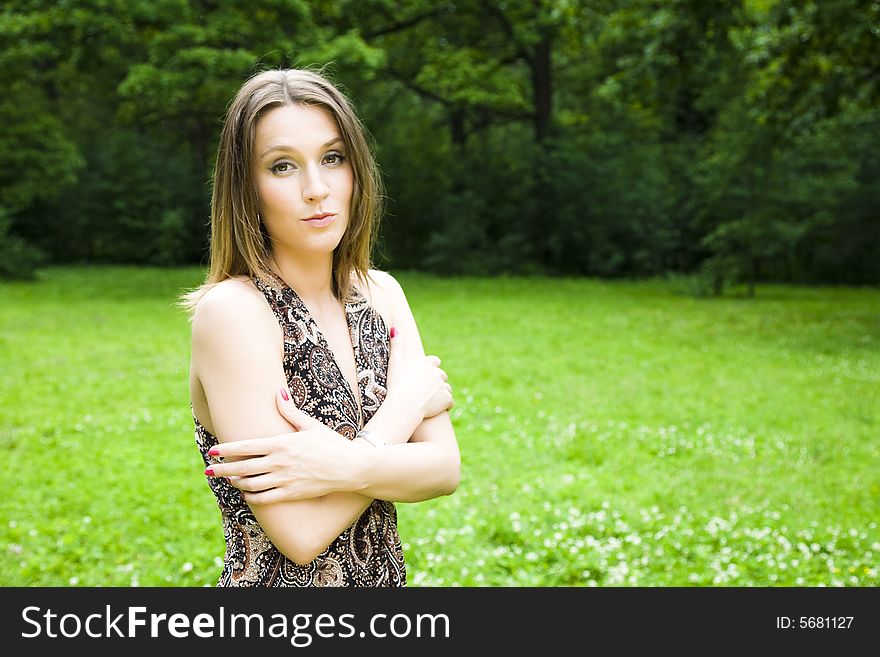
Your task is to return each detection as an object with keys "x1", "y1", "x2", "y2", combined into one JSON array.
[{"x1": 253, "y1": 103, "x2": 354, "y2": 259}]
